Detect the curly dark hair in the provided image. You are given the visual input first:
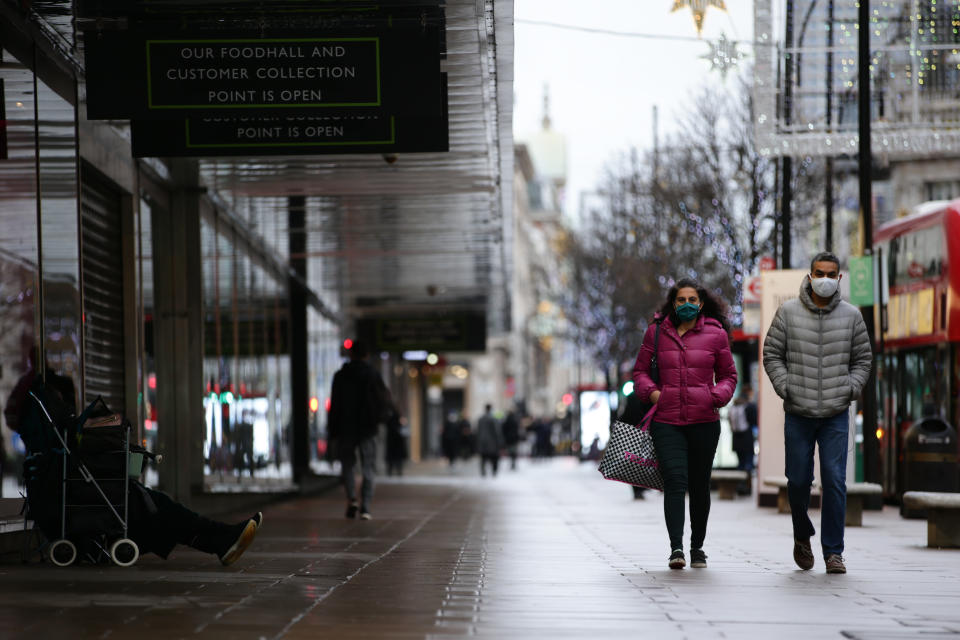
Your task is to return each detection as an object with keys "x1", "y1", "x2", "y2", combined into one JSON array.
[{"x1": 656, "y1": 277, "x2": 732, "y2": 333}]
